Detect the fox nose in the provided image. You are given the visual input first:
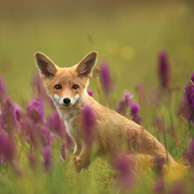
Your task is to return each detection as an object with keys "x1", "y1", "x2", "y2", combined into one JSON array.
[{"x1": 63, "y1": 98, "x2": 71, "y2": 105}]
